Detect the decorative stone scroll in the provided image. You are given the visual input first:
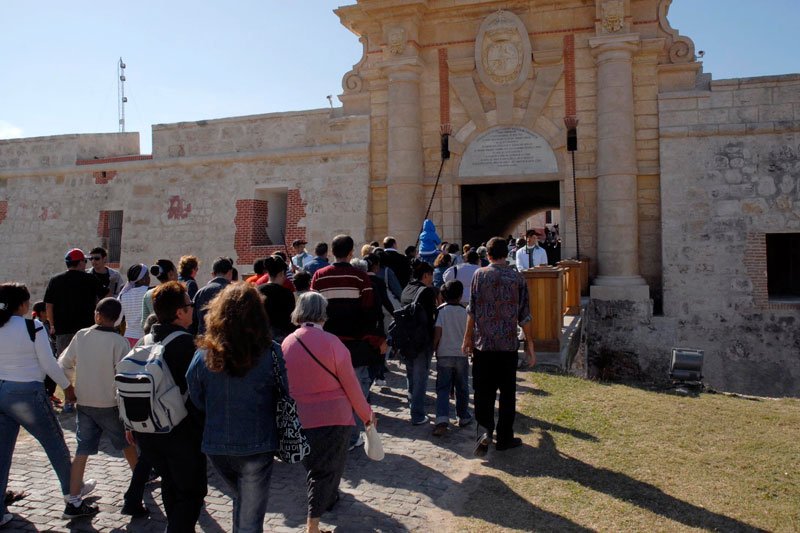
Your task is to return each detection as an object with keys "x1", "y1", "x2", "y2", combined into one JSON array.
[
  {"x1": 475, "y1": 10, "x2": 531, "y2": 93},
  {"x1": 658, "y1": 0, "x2": 697, "y2": 63},
  {"x1": 459, "y1": 127, "x2": 558, "y2": 177}
]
